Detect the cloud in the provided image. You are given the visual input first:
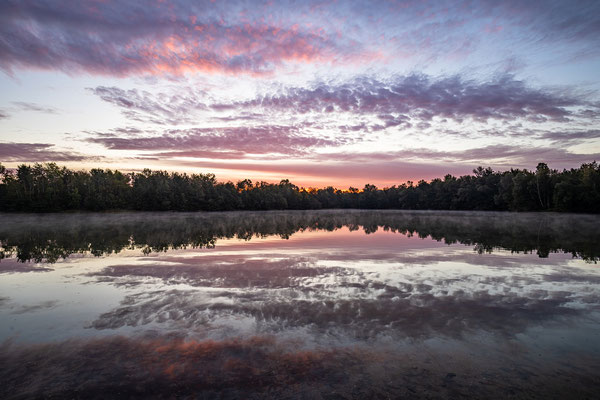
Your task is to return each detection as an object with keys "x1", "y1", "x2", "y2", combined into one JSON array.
[
  {"x1": 89, "y1": 86, "x2": 208, "y2": 125},
  {"x1": 489, "y1": 0, "x2": 600, "y2": 53},
  {"x1": 0, "y1": 142, "x2": 90, "y2": 162},
  {"x1": 87, "y1": 126, "x2": 347, "y2": 155},
  {"x1": 325, "y1": 145, "x2": 600, "y2": 167},
  {"x1": 443, "y1": 145, "x2": 600, "y2": 166},
  {"x1": 0, "y1": 110, "x2": 9, "y2": 120},
  {"x1": 9, "y1": 300, "x2": 58, "y2": 314},
  {"x1": 89, "y1": 257, "x2": 348, "y2": 289},
  {"x1": 173, "y1": 143, "x2": 600, "y2": 186},
  {"x1": 0, "y1": 259, "x2": 53, "y2": 274},
  {"x1": 1, "y1": 0, "x2": 599, "y2": 80},
  {"x1": 540, "y1": 129, "x2": 600, "y2": 144},
  {"x1": 90, "y1": 74, "x2": 596, "y2": 132},
  {"x1": 177, "y1": 158, "x2": 473, "y2": 185},
  {"x1": 0, "y1": 1, "x2": 357, "y2": 77},
  {"x1": 218, "y1": 74, "x2": 586, "y2": 123},
  {"x1": 89, "y1": 285, "x2": 590, "y2": 340},
  {"x1": 11, "y1": 101, "x2": 57, "y2": 114},
  {"x1": 150, "y1": 150, "x2": 247, "y2": 160}
]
